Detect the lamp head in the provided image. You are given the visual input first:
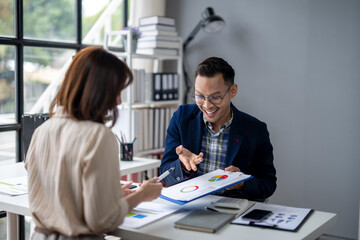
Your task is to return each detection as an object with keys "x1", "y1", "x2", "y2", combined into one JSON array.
[
  {"x1": 183, "y1": 7, "x2": 225, "y2": 50},
  {"x1": 202, "y1": 7, "x2": 225, "y2": 33}
]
